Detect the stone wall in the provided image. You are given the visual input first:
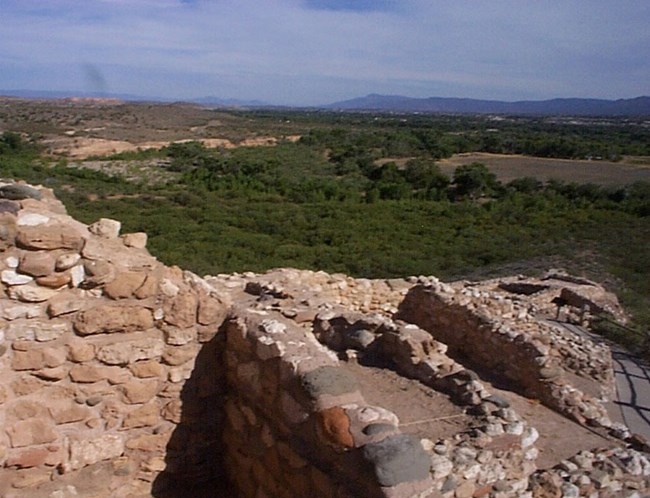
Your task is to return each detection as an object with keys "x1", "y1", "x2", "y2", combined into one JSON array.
[
  {"x1": 396, "y1": 283, "x2": 613, "y2": 428},
  {"x1": 0, "y1": 185, "x2": 229, "y2": 496}
]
